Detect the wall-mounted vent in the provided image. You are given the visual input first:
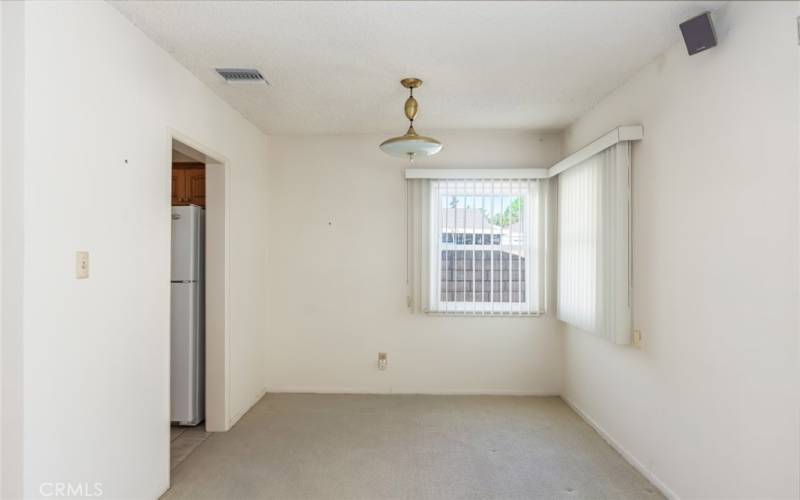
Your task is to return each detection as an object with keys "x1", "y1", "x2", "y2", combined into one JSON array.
[{"x1": 215, "y1": 68, "x2": 268, "y2": 84}]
